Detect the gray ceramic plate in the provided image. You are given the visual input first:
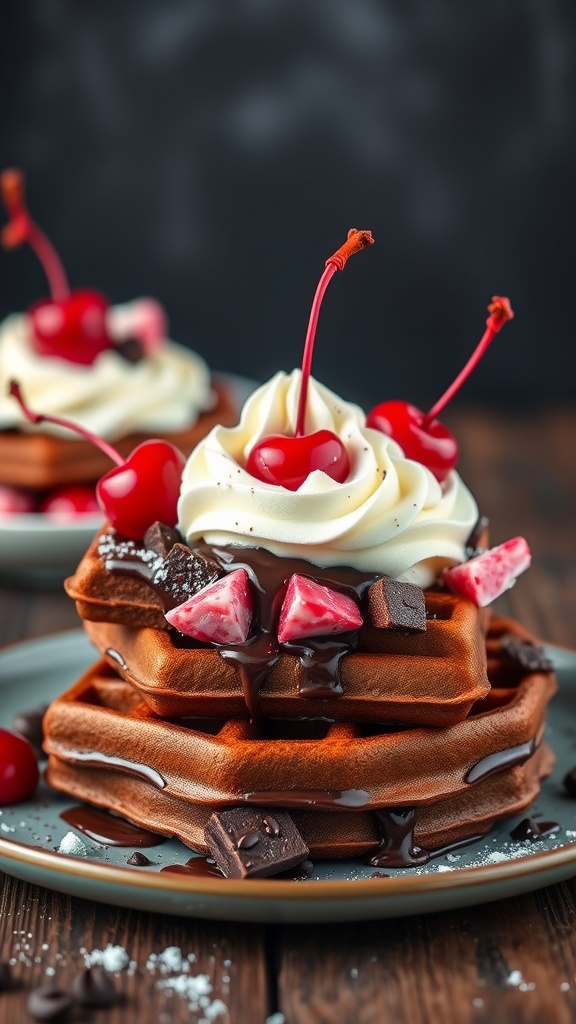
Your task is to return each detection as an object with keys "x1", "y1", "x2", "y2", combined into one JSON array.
[
  {"x1": 0, "y1": 373, "x2": 257, "y2": 587},
  {"x1": 1, "y1": 631, "x2": 576, "y2": 923}
]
